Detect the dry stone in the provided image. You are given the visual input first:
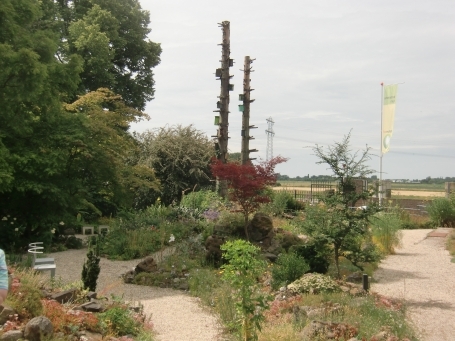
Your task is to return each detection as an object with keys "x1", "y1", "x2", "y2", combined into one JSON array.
[
  {"x1": 0, "y1": 330, "x2": 23, "y2": 341},
  {"x1": 51, "y1": 288, "x2": 77, "y2": 303},
  {"x1": 246, "y1": 212, "x2": 275, "y2": 245},
  {"x1": 0, "y1": 305, "x2": 15, "y2": 324},
  {"x1": 204, "y1": 235, "x2": 225, "y2": 263},
  {"x1": 24, "y1": 316, "x2": 54, "y2": 341},
  {"x1": 135, "y1": 256, "x2": 158, "y2": 274}
]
